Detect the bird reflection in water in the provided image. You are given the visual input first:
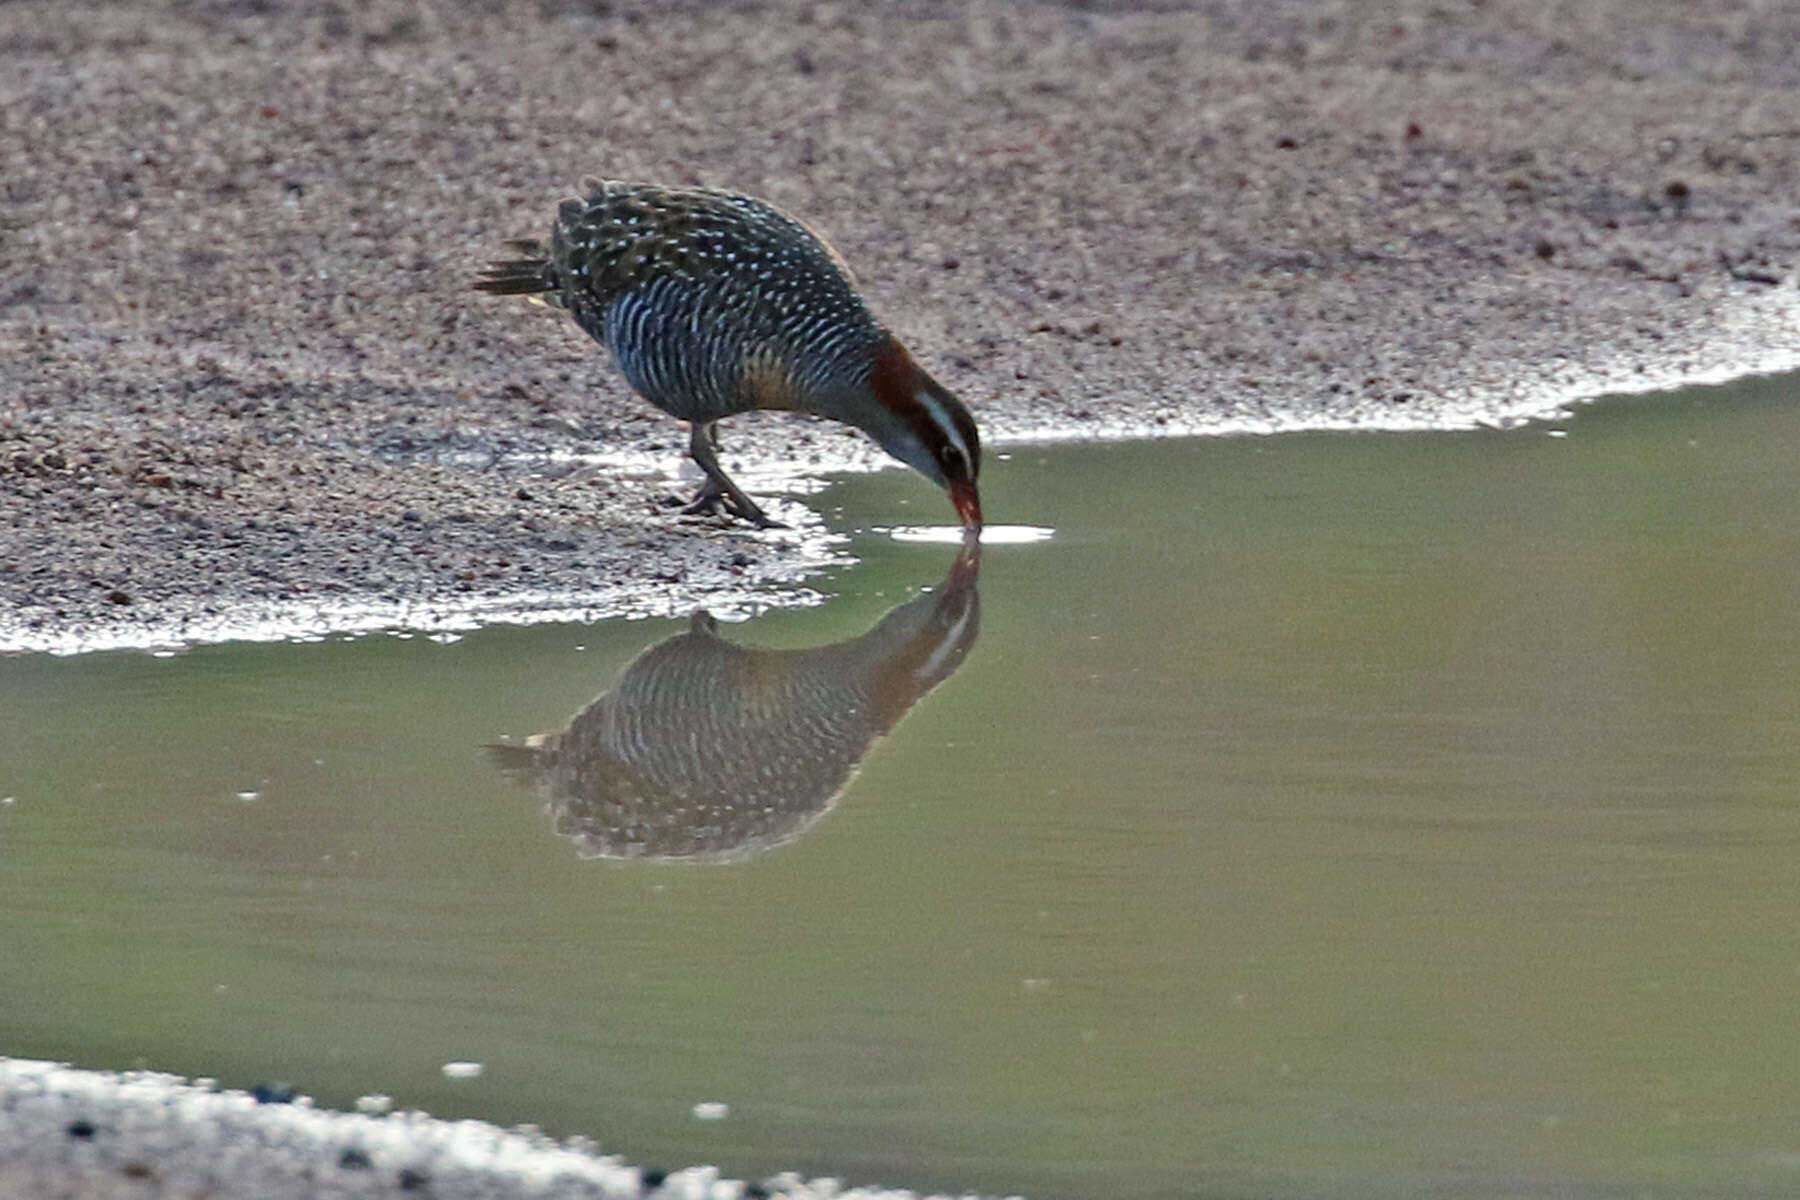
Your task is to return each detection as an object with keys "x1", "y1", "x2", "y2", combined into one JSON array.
[{"x1": 490, "y1": 541, "x2": 980, "y2": 861}]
